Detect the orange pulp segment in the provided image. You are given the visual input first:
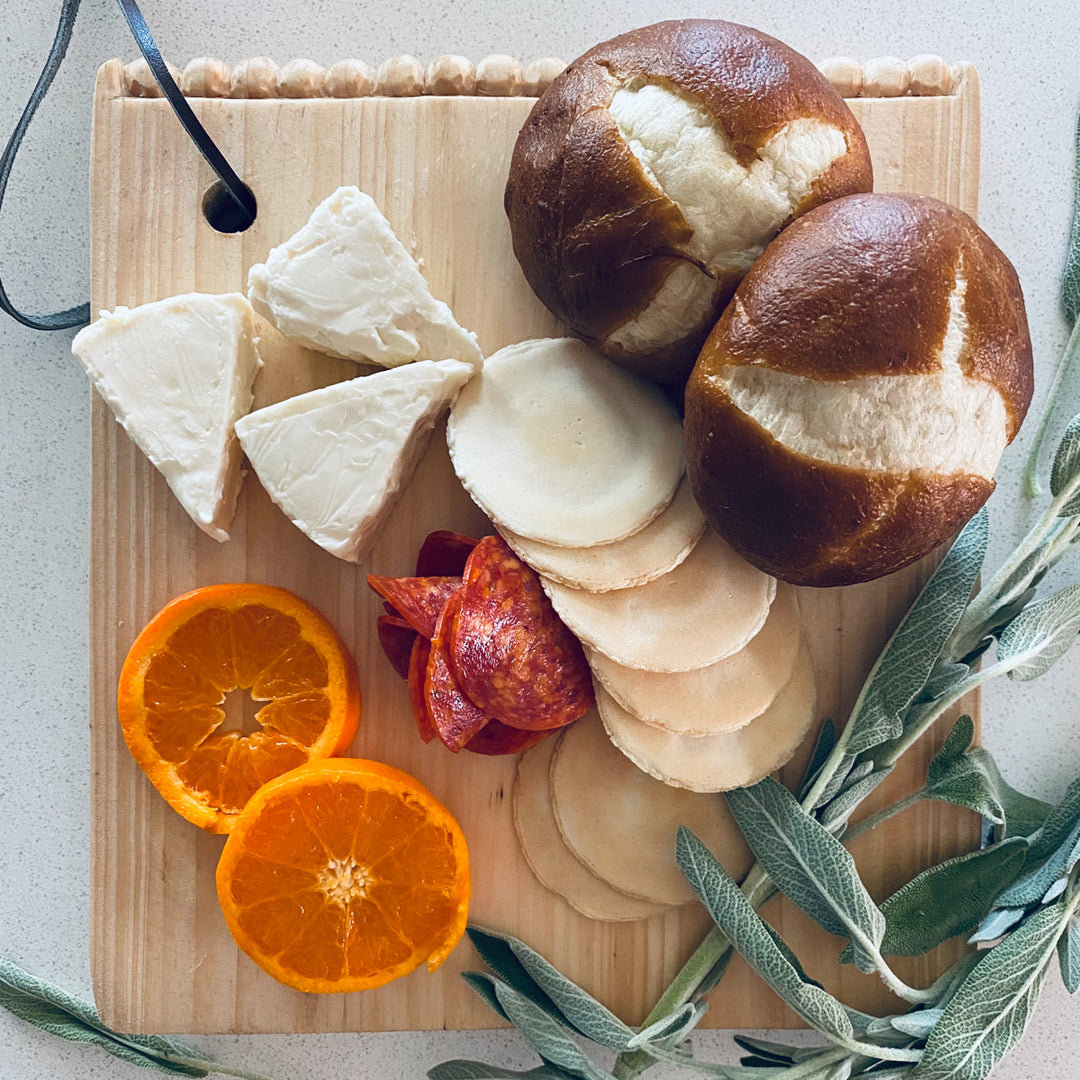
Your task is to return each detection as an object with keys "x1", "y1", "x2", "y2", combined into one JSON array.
[
  {"x1": 117, "y1": 583, "x2": 361, "y2": 833},
  {"x1": 216, "y1": 758, "x2": 470, "y2": 993}
]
